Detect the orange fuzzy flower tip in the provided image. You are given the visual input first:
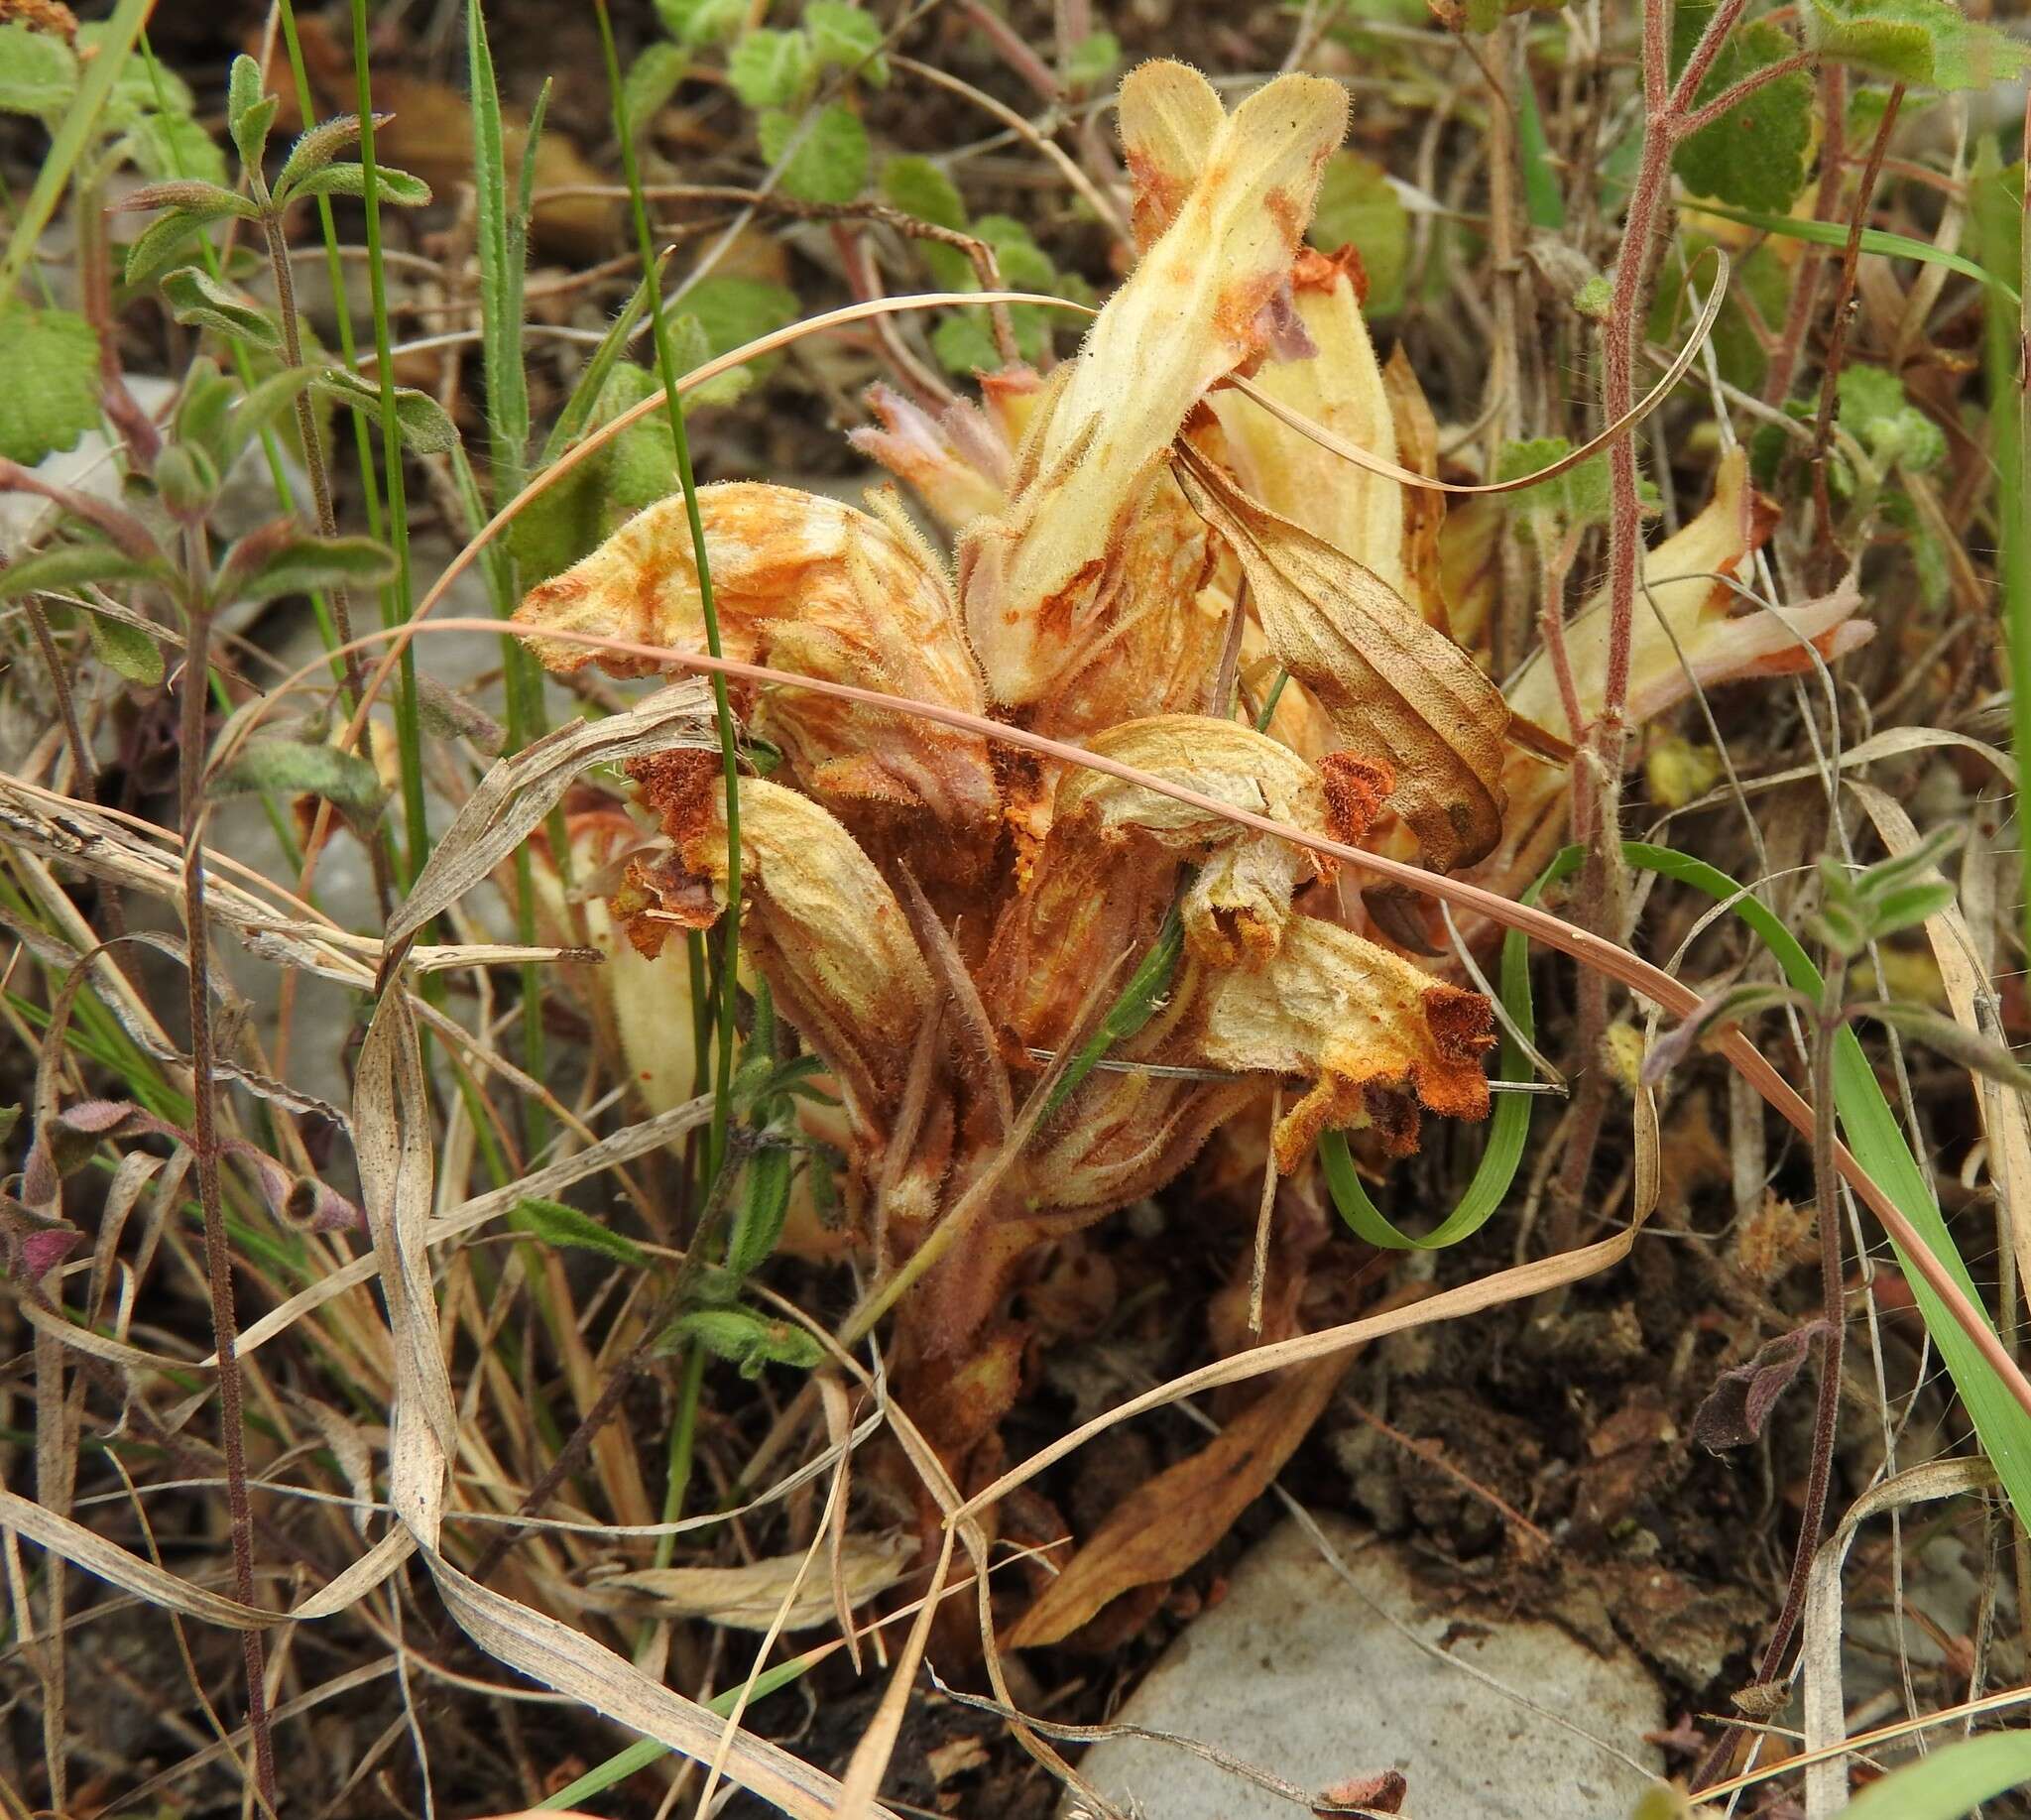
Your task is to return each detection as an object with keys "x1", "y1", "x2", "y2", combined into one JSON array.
[
  {"x1": 847, "y1": 382, "x2": 1015, "y2": 534},
  {"x1": 1178, "y1": 916, "x2": 1495, "y2": 1172},
  {"x1": 1318, "y1": 752, "x2": 1395, "y2": 846}
]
